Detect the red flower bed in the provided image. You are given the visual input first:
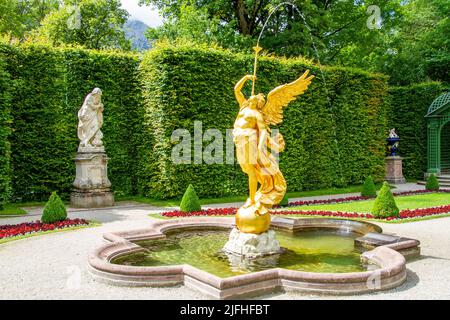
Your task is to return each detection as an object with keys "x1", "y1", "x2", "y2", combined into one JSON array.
[
  {"x1": 285, "y1": 195, "x2": 371, "y2": 207},
  {"x1": 0, "y1": 218, "x2": 90, "y2": 240},
  {"x1": 162, "y1": 207, "x2": 237, "y2": 217},
  {"x1": 399, "y1": 204, "x2": 450, "y2": 219},
  {"x1": 273, "y1": 210, "x2": 374, "y2": 219},
  {"x1": 161, "y1": 204, "x2": 450, "y2": 221}
]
